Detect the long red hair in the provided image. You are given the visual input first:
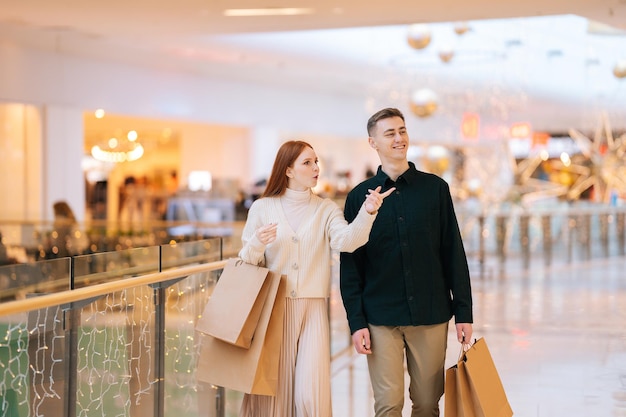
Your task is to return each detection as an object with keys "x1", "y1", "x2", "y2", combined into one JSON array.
[{"x1": 262, "y1": 140, "x2": 313, "y2": 197}]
